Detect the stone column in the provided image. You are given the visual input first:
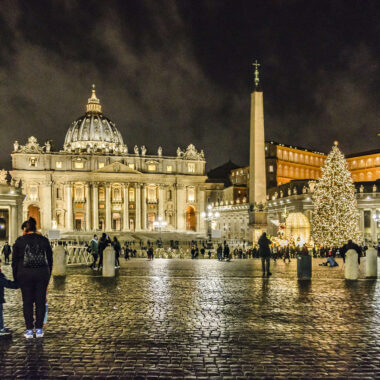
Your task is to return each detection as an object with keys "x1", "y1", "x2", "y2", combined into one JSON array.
[
  {"x1": 105, "y1": 183, "x2": 111, "y2": 231},
  {"x1": 365, "y1": 248, "x2": 377, "y2": 278},
  {"x1": 359, "y1": 209, "x2": 365, "y2": 241},
  {"x1": 92, "y1": 183, "x2": 99, "y2": 231},
  {"x1": 371, "y1": 209, "x2": 377, "y2": 244},
  {"x1": 142, "y1": 185, "x2": 147, "y2": 230},
  {"x1": 198, "y1": 187, "x2": 206, "y2": 233},
  {"x1": 135, "y1": 184, "x2": 141, "y2": 231},
  {"x1": 249, "y1": 89, "x2": 266, "y2": 204},
  {"x1": 103, "y1": 246, "x2": 115, "y2": 277},
  {"x1": 52, "y1": 245, "x2": 66, "y2": 276},
  {"x1": 345, "y1": 249, "x2": 359, "y2": 280},
  {"x1": 9, "y1": 205, "x2": 18, "y2": 243},
  {"x1": 123, "y1": 184, "x2": 129, "y2": 231},
  {"x1": 41, "y1": 182, "x2": 52, "y2": 231},
  {"x1": 85, "y1": 184, "x2": 91, "y2": 231},
  {"x1": 158, "y1": 185, "x2": 165, "y2": 220},
  {"x1": 65, "y1": 183, "x2": 73, "y2": 231},
  {"x1": 176, "y1": 184, "x2": 186, "y2": 231}
]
